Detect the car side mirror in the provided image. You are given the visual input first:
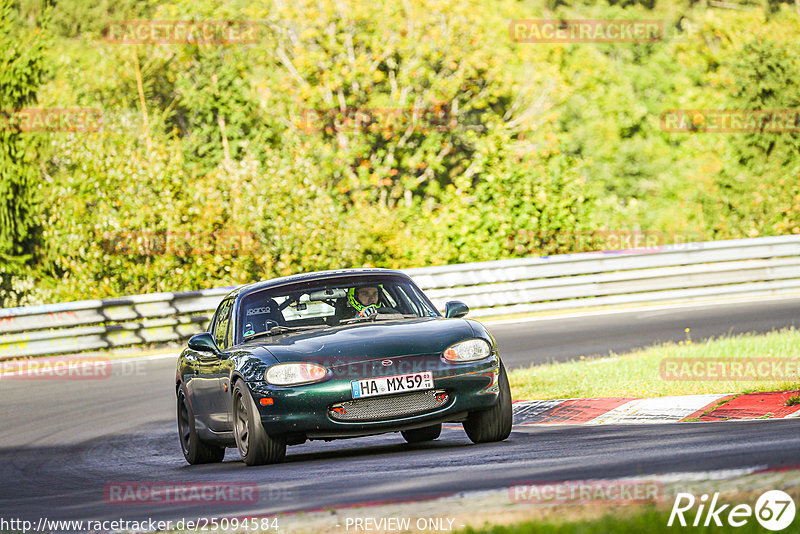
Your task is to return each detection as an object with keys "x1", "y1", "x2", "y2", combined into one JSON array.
[
  {"x1": 445, "y1": 301, "x2": 469, "y2": 318},
  {"x1": 188, "y1": 333, "x2": 221, "y2": 355}
]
